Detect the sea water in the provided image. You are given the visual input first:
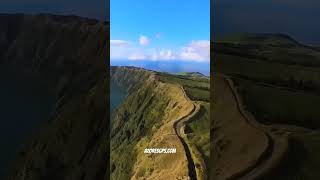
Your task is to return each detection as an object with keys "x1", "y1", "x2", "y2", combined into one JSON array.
[{"x1": 110, "y1": 81, "x2": 127, "y2": 115}]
